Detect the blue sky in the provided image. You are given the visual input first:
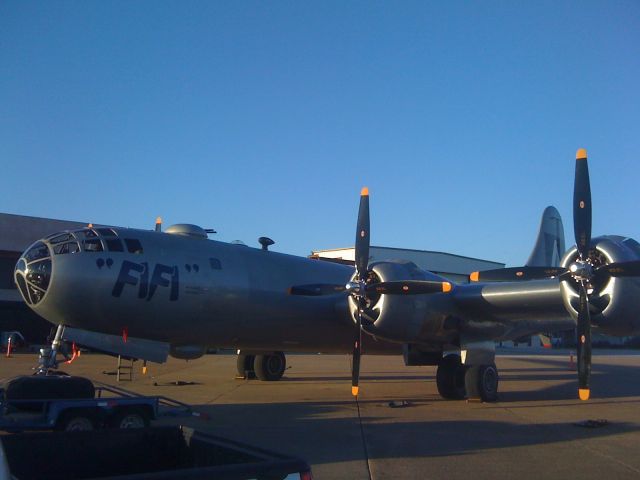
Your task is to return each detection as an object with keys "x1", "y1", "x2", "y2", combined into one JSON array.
[{"x1": 1, "y1": 1, "x2": 638, "y2": 266}]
